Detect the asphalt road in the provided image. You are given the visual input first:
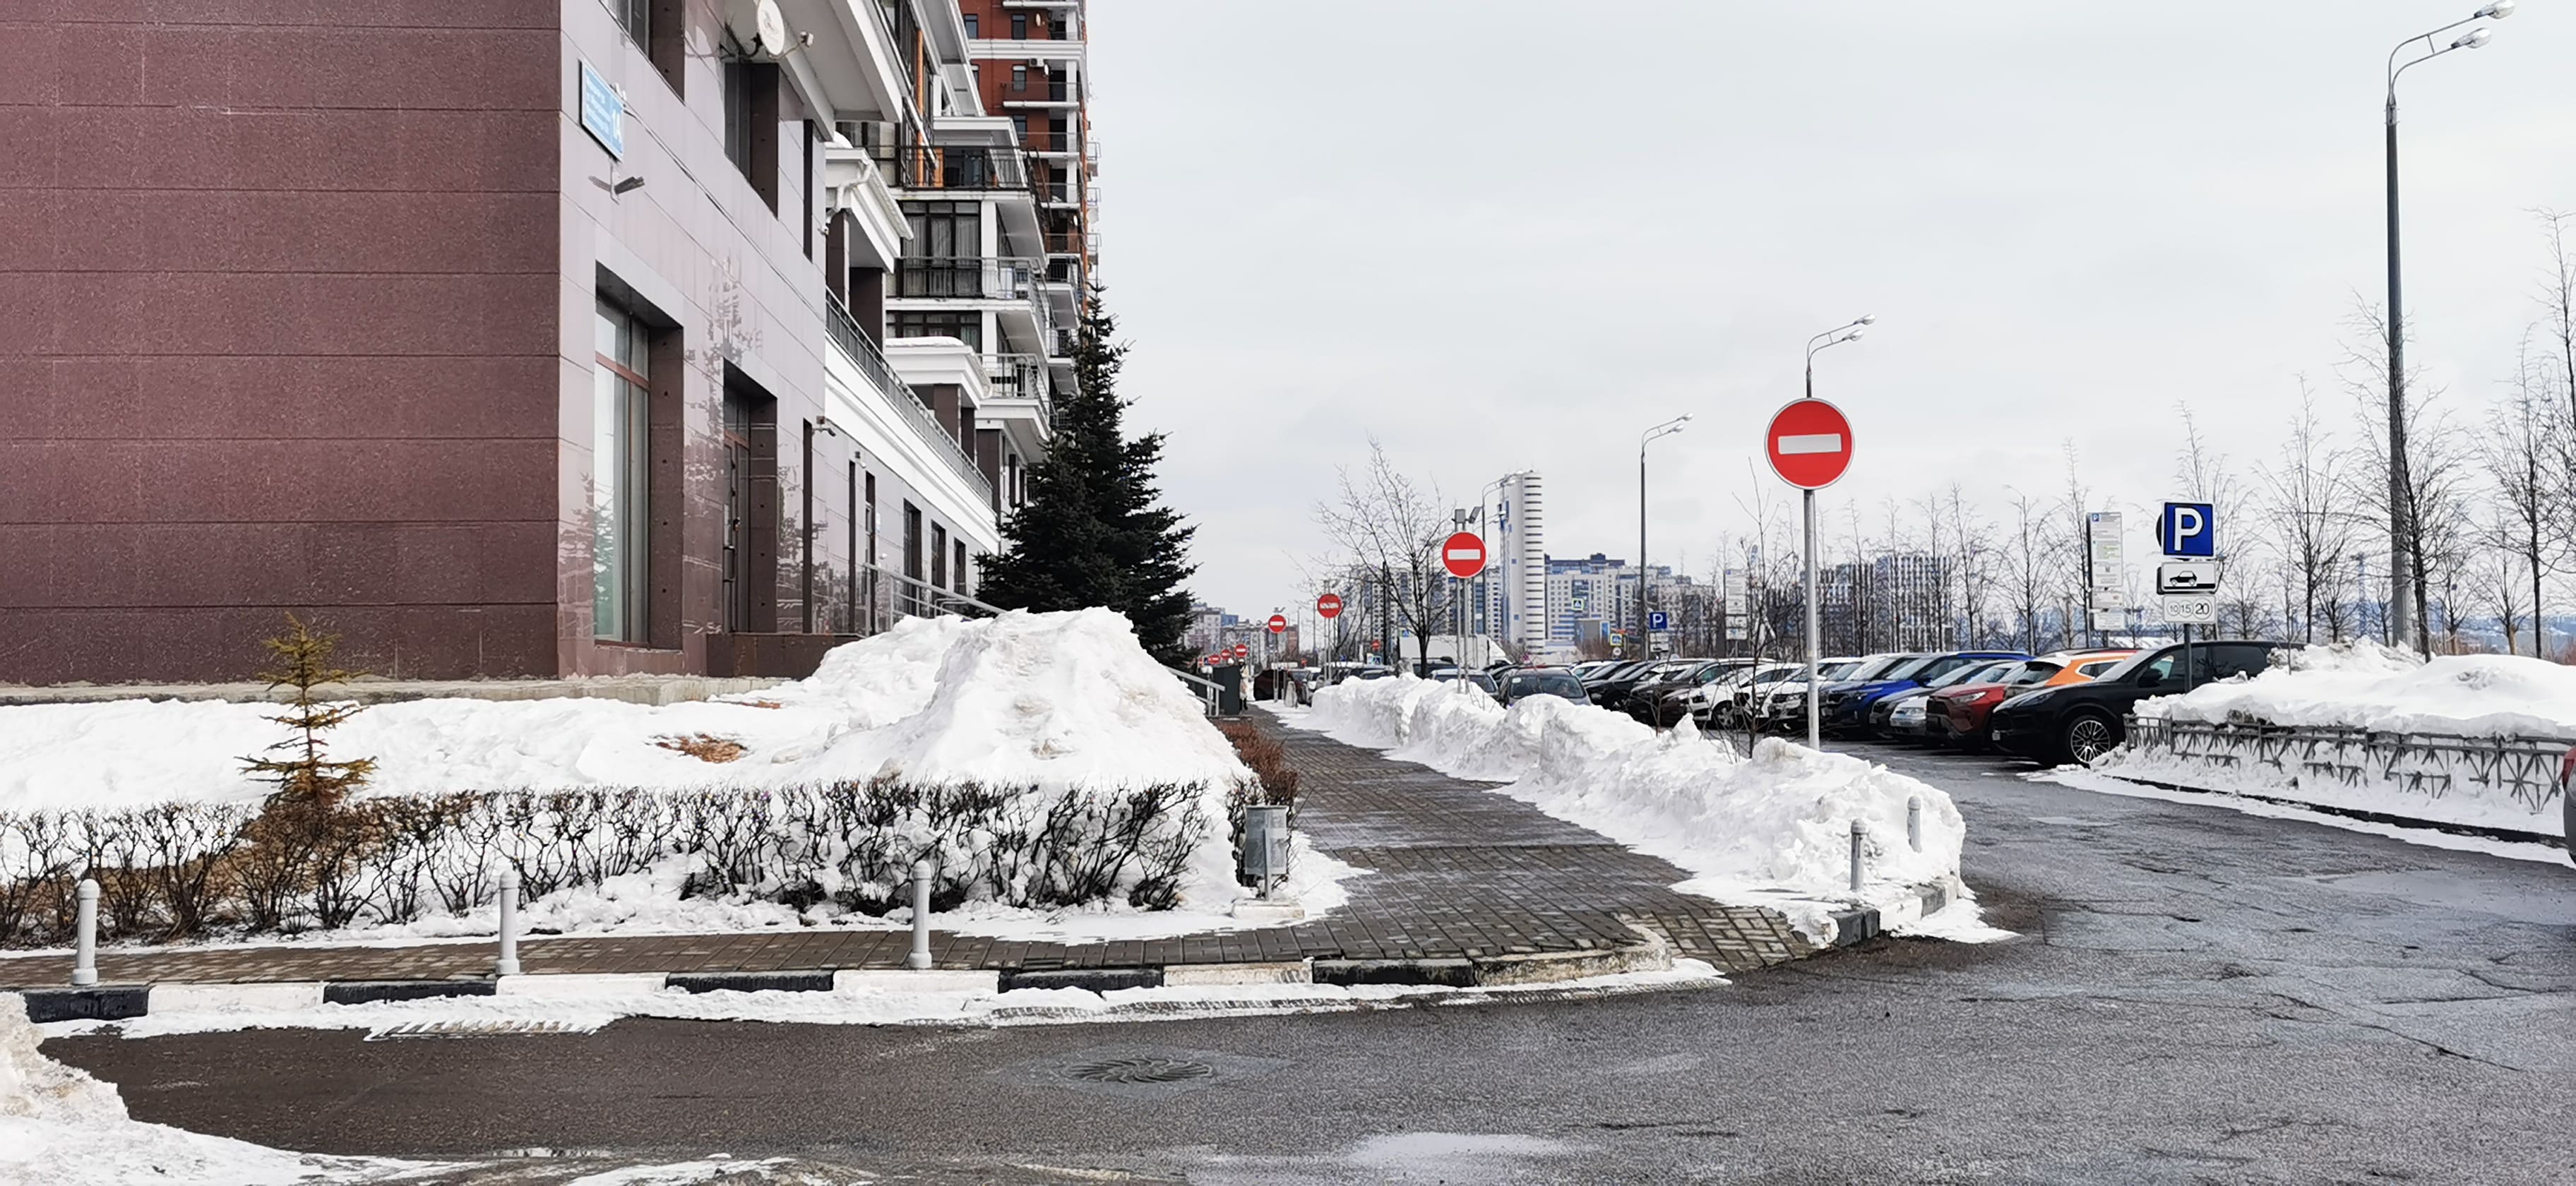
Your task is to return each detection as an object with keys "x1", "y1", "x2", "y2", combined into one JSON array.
[{"x1": 45, "y1": 742, "x2": 2576, "y2": 1185}]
